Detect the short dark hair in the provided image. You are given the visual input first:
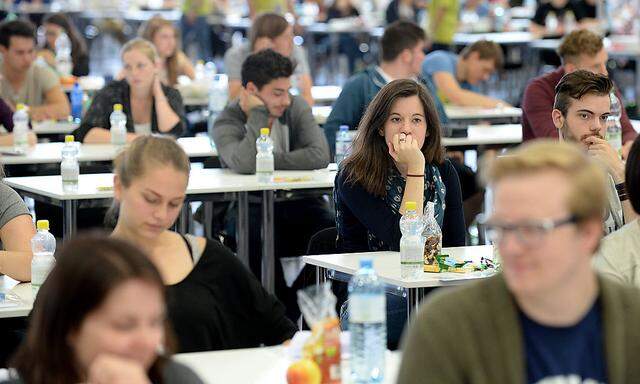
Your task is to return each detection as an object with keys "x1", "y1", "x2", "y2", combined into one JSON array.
[
  {"x1": 10, "y1": 234, "x2": 172, "y2": 384},
  {"x1": 0, "y1": 19, "x2": 36, "y2": 48},
  {"x1": 241, "y1": 49, "x2": 293, "y2": 89},
  {"x1": 380, "y1": 21, "x2": 425, "y2": 62},
  {"x1": 553, "y1": 70, "x2": 613, "y2": 116},
  {"x1": 626, "y1": 135, "x2": 640, "y2": 214},
  {"x1": 460, "y1": 40, "x2": 504, "y2": 69}
]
